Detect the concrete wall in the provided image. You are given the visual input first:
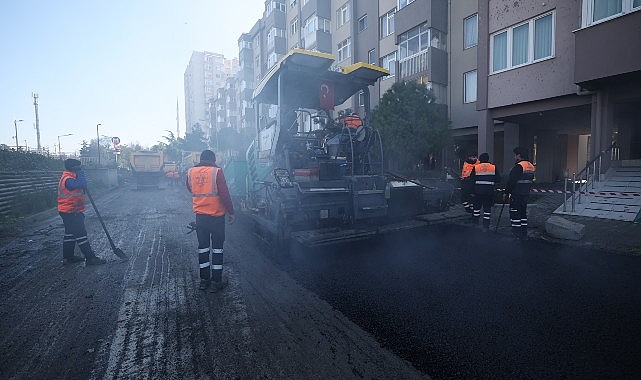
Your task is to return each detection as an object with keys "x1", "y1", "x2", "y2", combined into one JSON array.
[
  {"x1": 486, "y1": 1, "x2": 582, "y2": 109},
  {"x1": 449, "y1": 1, "x2": 479, "y2": 131}
]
